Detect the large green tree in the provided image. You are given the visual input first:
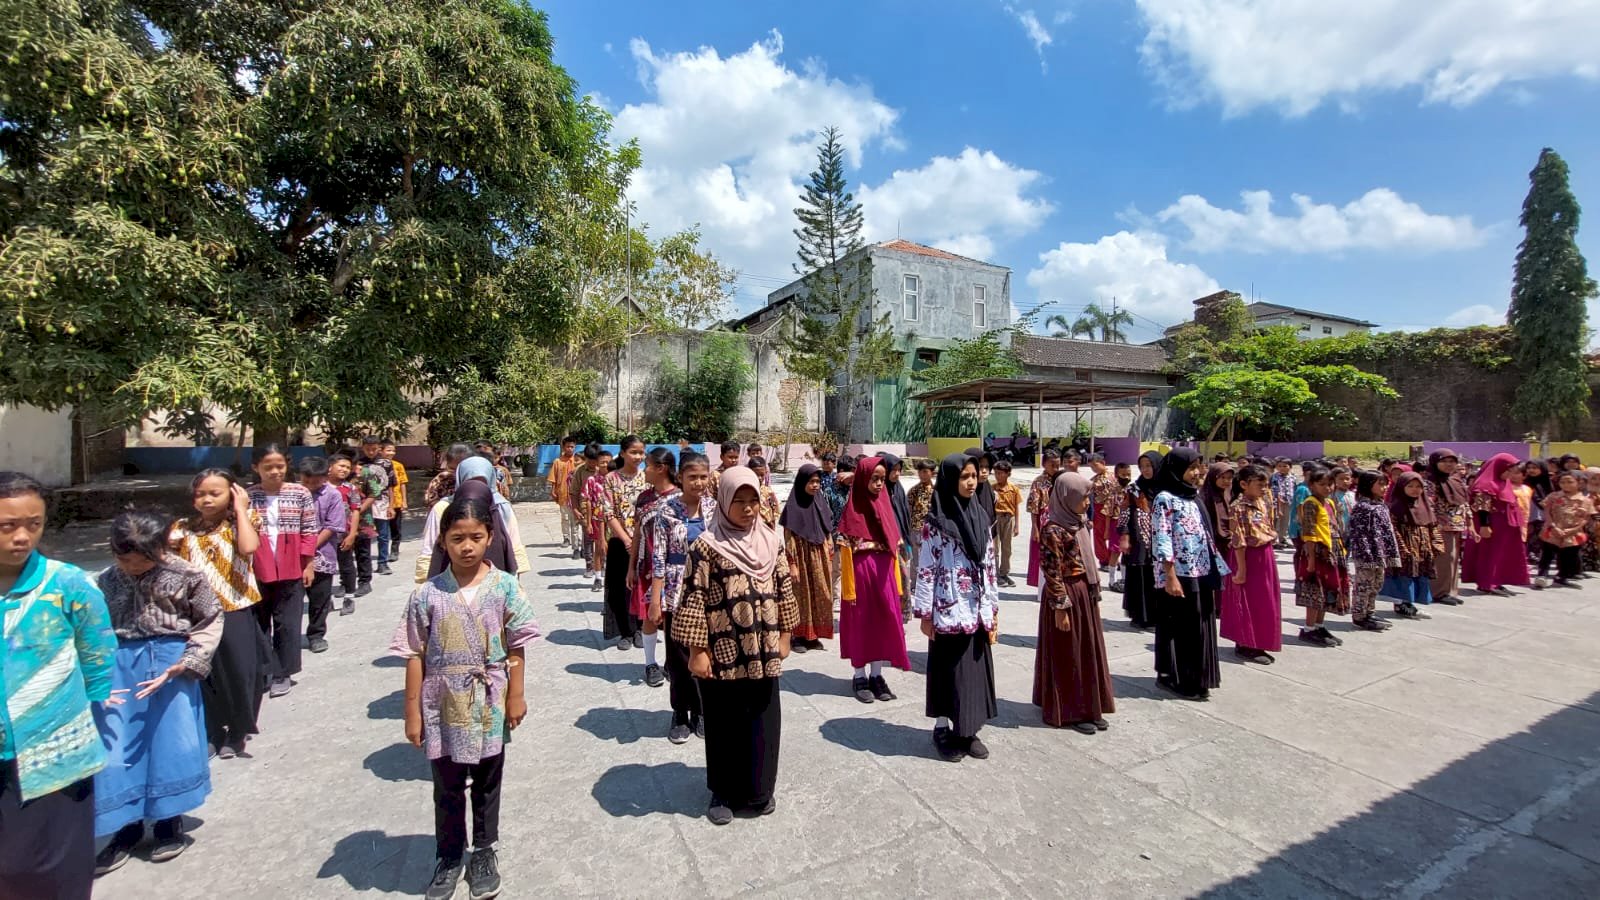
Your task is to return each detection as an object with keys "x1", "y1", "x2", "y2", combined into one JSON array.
[
  {"x1": 783, "y1": 125, "x2": 899, "y2": 439},
  {"x1": 0, "y1": 0, "x2": 632, "y2": 439},
  {"x1": 1508, "y1": 148, "x2": 1596, "y2": 439}
]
